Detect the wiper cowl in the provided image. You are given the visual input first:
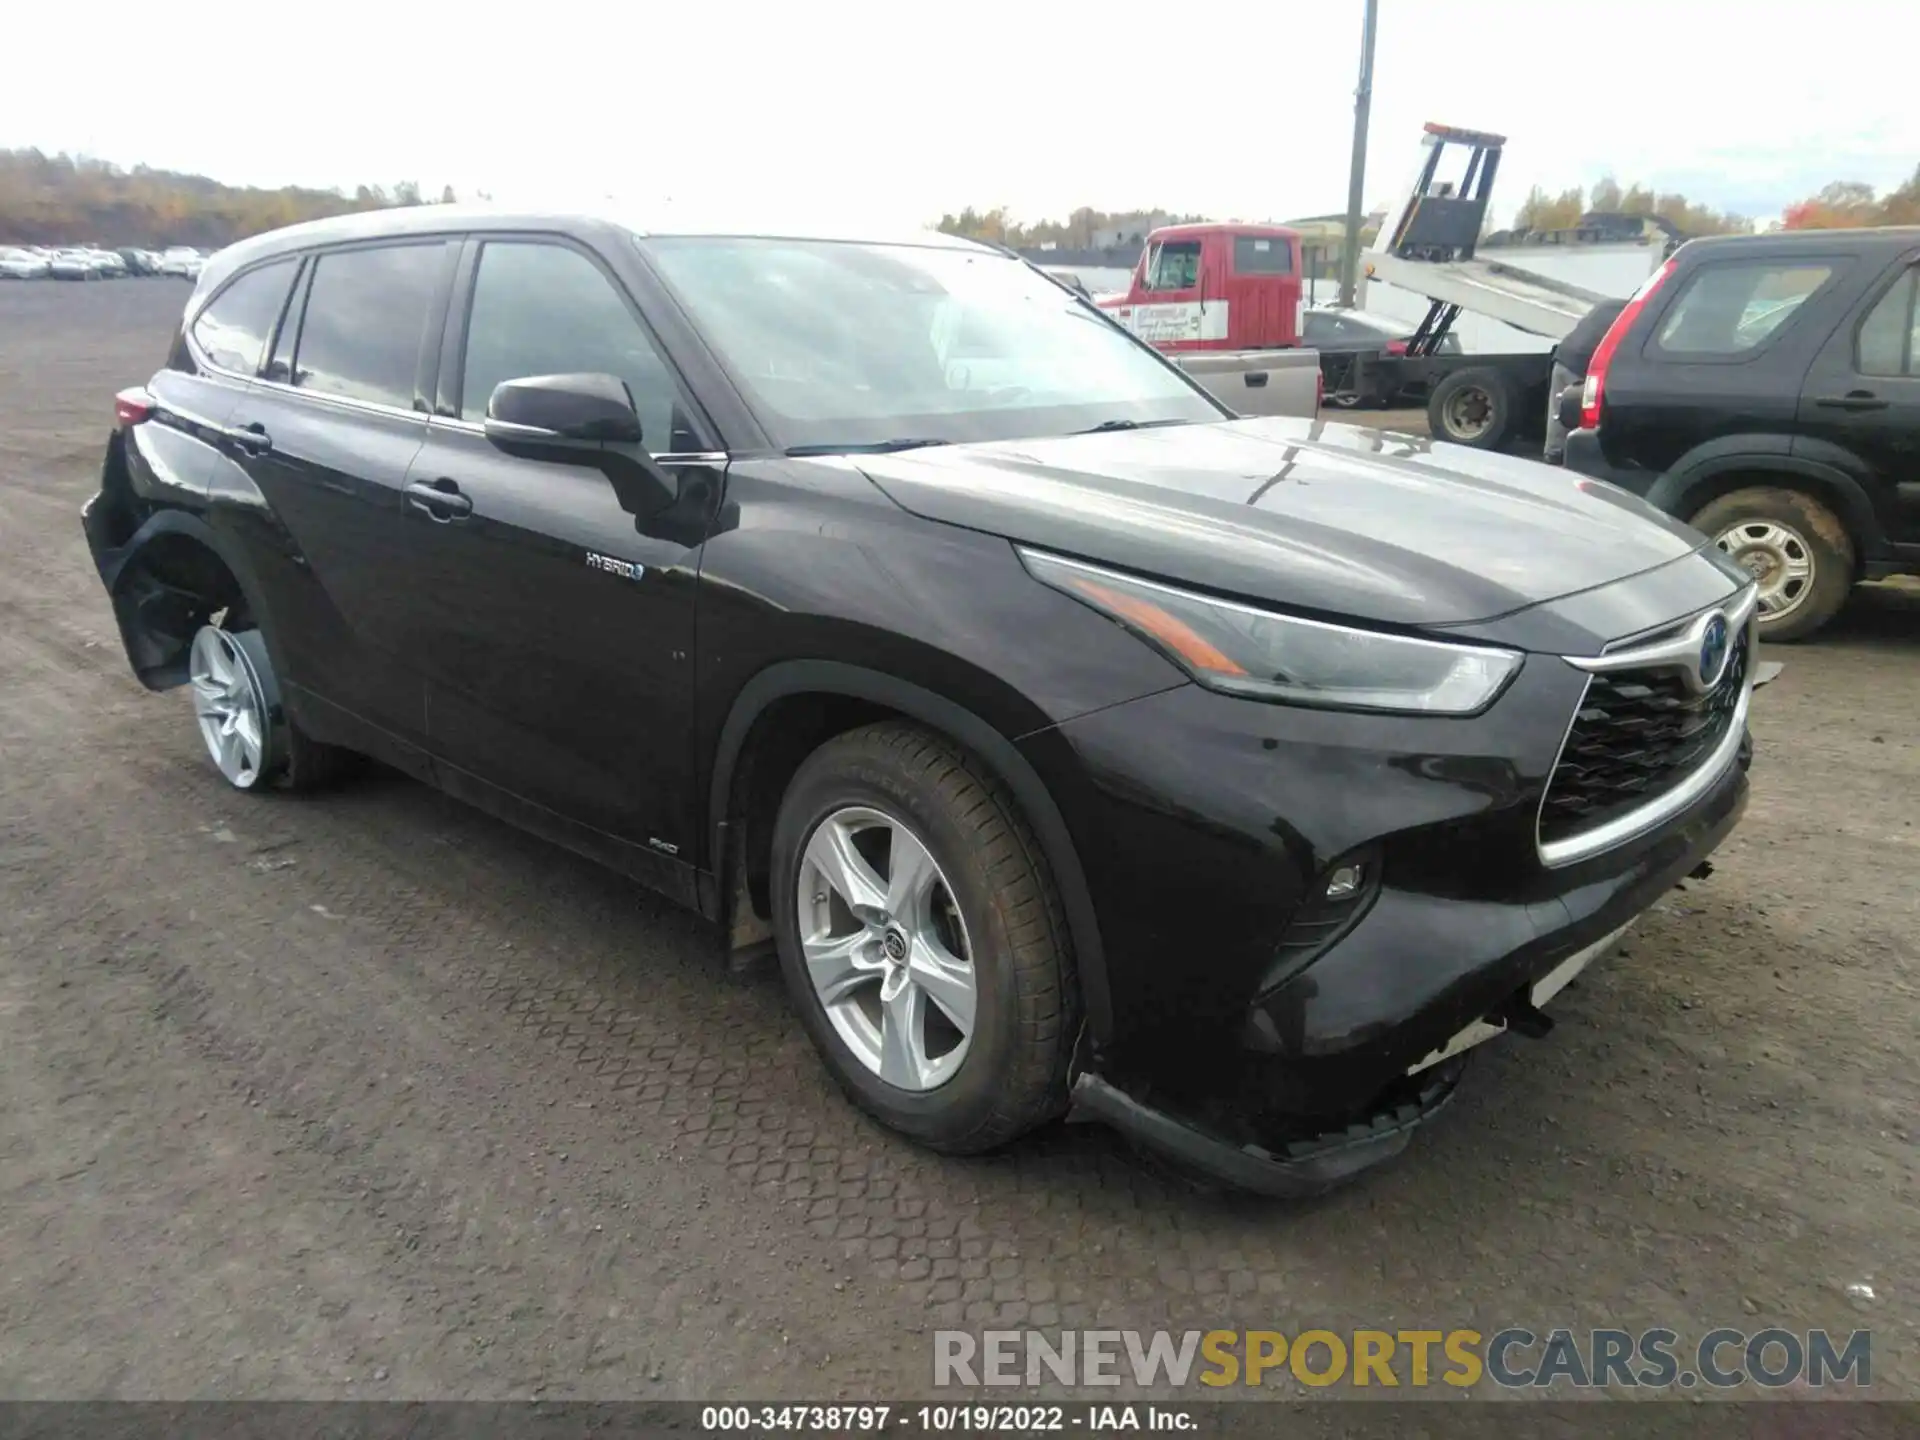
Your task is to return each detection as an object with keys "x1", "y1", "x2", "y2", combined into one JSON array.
[{"x1": 784, "y1": 438, "x2": 952, "y2": 457}]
